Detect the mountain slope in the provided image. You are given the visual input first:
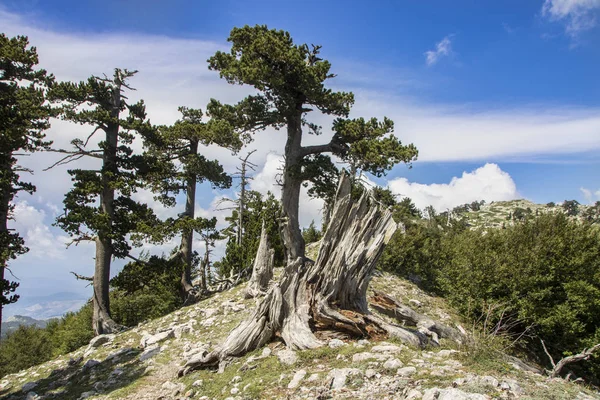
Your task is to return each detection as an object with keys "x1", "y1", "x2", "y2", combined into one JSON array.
[{"x1": 0, "y1": 273, "x2": 598, "y2": 400}]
